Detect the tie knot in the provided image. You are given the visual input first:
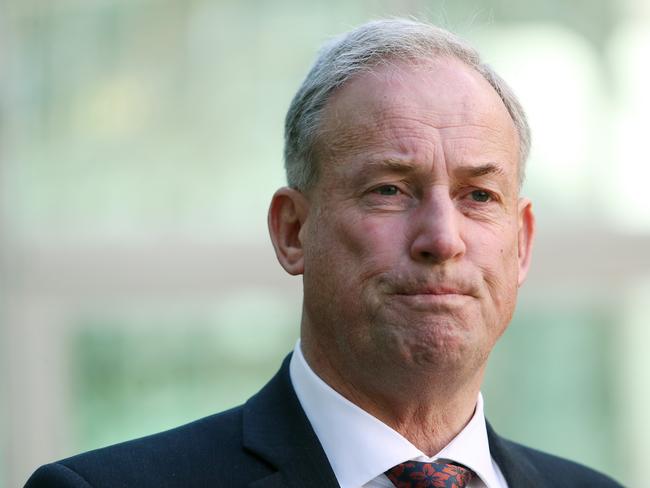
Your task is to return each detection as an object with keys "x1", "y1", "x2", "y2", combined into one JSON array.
[{"x1": 385, "y1": 460, "x2": 474, "y2": 488}]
